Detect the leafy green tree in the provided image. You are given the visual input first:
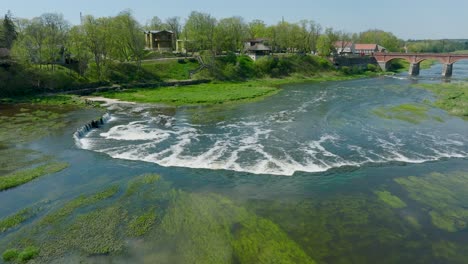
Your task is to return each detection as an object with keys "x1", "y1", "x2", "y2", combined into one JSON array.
[
  {"x1": 214, "y1": 16, "x2": 248, "y2": 52},
  {"x1": 316, "y1": 34, "x2": 332, "y2": 56},
  {"x1": 248, "y1": 19, "x2": 268, "y2": 39},
  {"x1": 110, "y1": 10, "x2": 146, "y2": 67},
  {"x1": 183, "y1": 11, "x2": 217, "y2": 52},
  {"x1": 358, "y1": 29, "x2": 401, "y2": 51},
  {"x1": 82, "y1": 15, "x2": 113, "y2": 80}
]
